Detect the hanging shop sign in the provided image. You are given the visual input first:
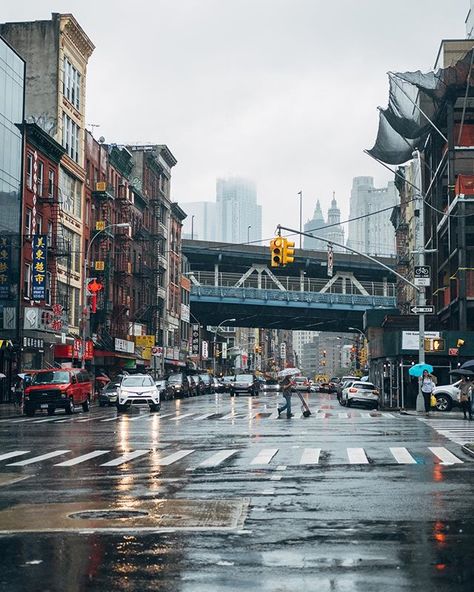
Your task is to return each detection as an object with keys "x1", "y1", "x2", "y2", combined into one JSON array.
[
  {"x1": 31, "y1": 234, "x2": 47, "y2": 300},
  {"x1": 0, "y1": 237, "x2": 12, "y2": 299}
]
